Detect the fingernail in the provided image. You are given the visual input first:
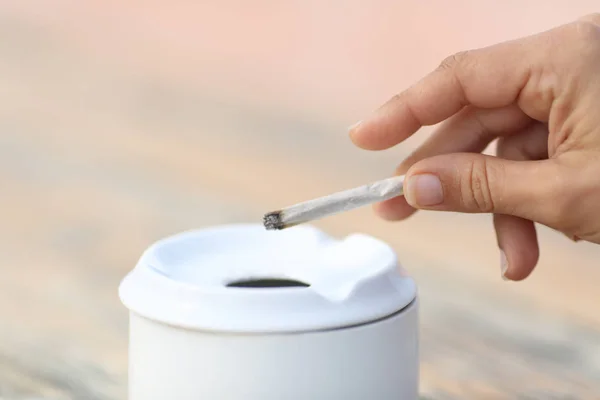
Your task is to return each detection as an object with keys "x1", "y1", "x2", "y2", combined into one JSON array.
[
  {"x1": 348, "y1": 120, "x2": 362, "y2": 131},
  {"x1": 405, "y1": 174, "x2": 444, "y2": 207},
  {"x1": 500, "y1": 249, "x2": 509, "y2": 281}
]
